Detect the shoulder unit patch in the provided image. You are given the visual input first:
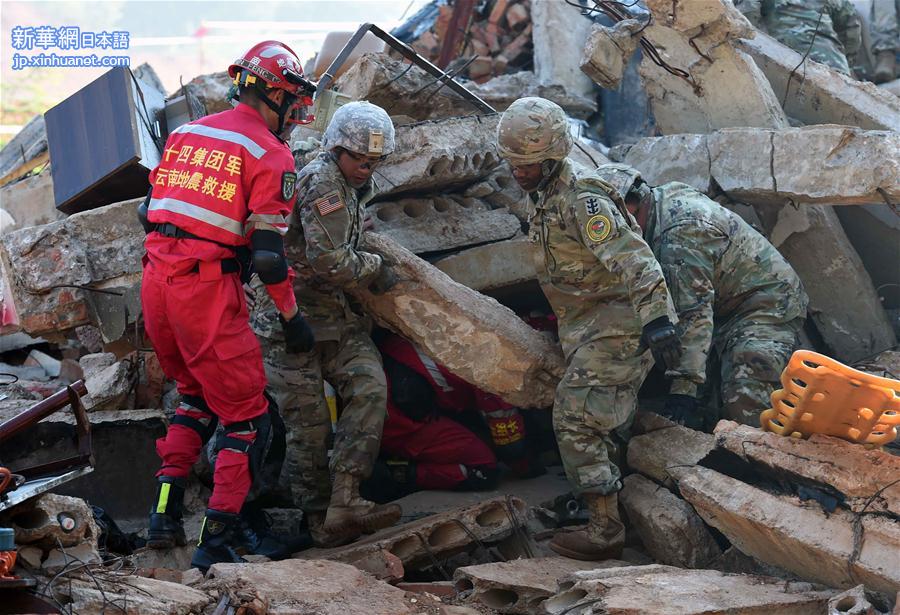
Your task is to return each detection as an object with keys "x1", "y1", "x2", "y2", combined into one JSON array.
[
  {"x1": 584, "y1": 196, "x2": 602, "y2": 216},
  {"x1": 585, "y1": 214, "x2": 613, "y2": 243},
  {"x1": 282, "y1": 171, "x2": 297, "y2": 201},
  {"x1": 314, "y1": 190, "x2": 345, "y2": 216}
]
